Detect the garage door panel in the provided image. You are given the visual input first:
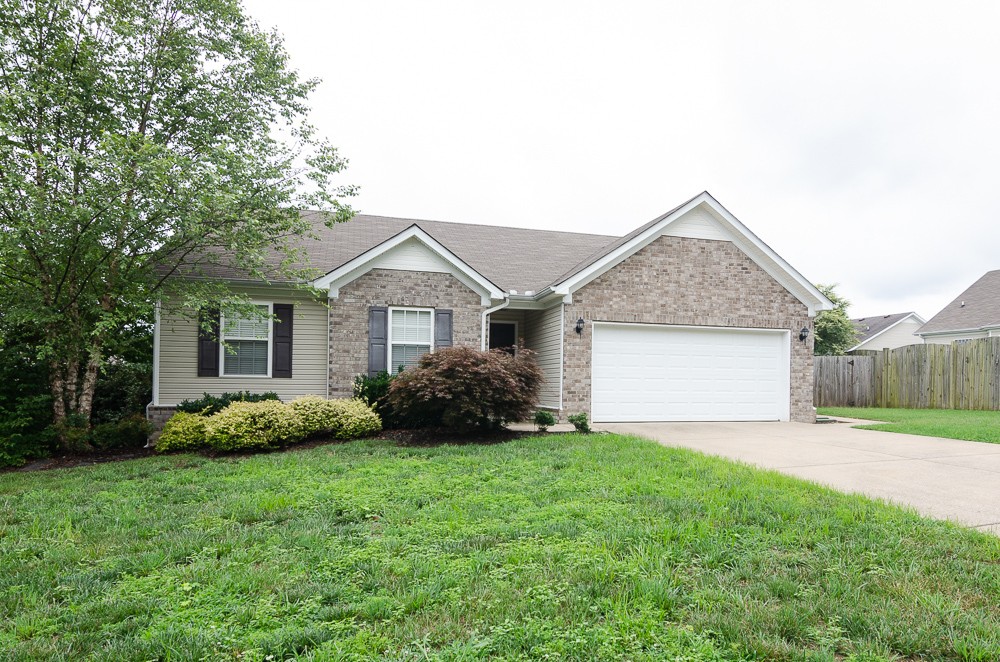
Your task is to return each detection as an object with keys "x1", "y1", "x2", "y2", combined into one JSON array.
[{"x1": 592, "y1": 324, "x2": 790, "y2": 422}]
